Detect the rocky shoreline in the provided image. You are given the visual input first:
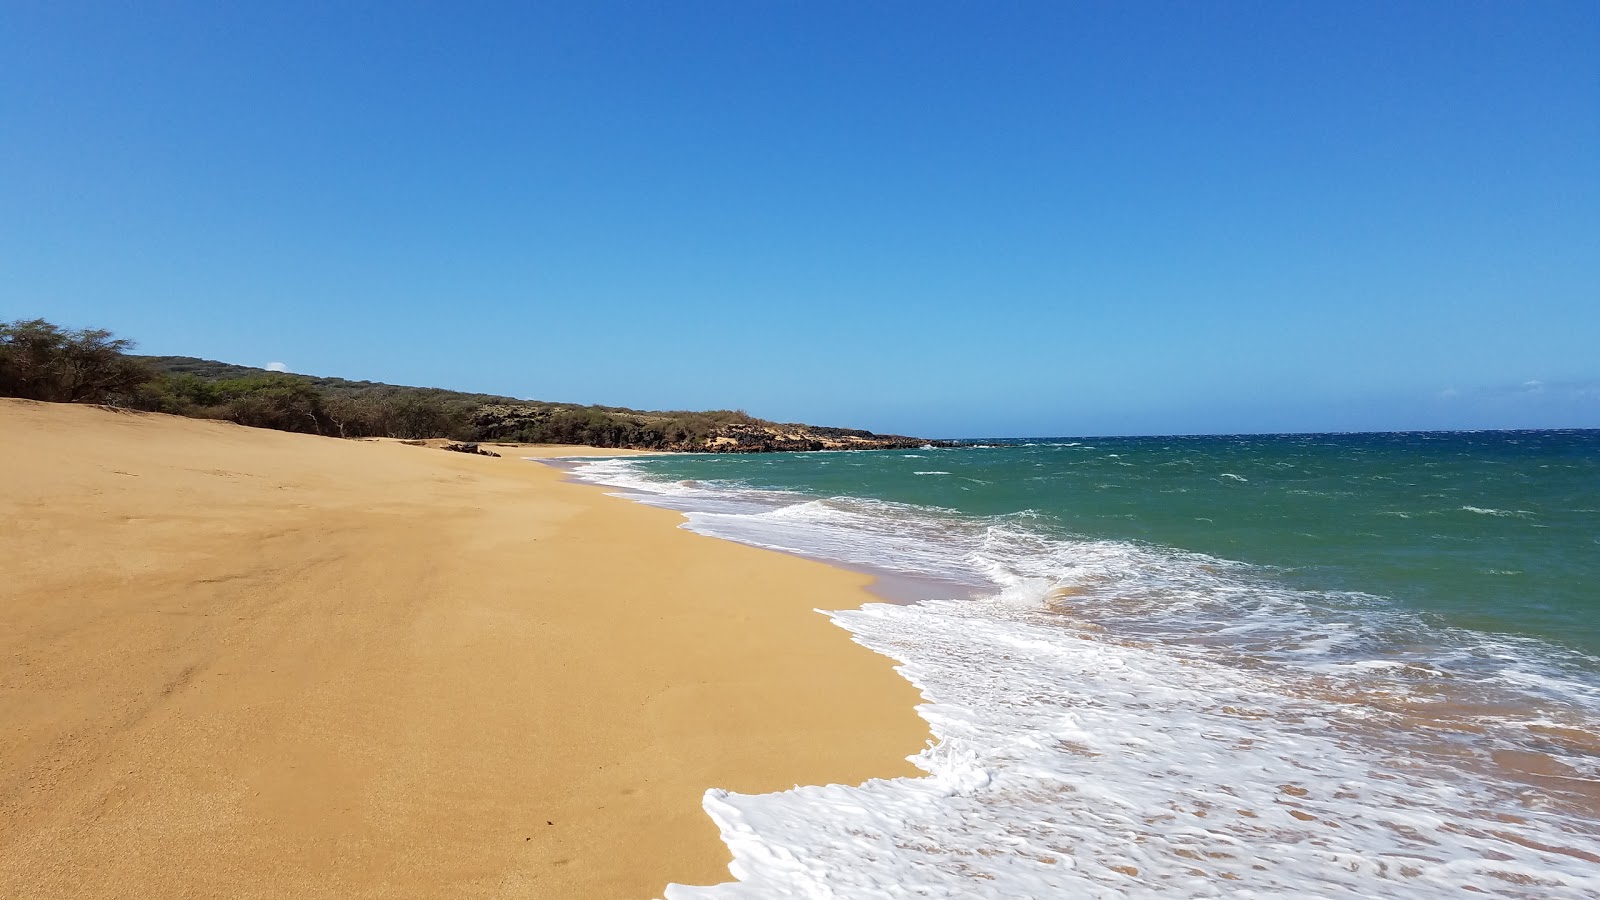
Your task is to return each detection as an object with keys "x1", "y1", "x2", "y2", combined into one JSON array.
[
  {"x1": 471, "y1": 403, "x2": 950, "y2": 453},
  {"x1": 693, "y1": 423, "x2": 950, "y2": 453}
]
